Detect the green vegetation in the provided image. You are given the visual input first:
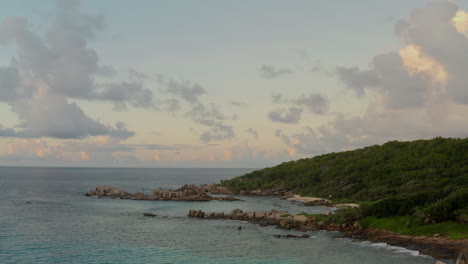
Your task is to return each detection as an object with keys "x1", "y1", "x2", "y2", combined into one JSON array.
[
  {"x1": 221, "y1": 137, "x2": 468, "y2": 228},
  {"x1": 280, "y1": 213, "x2": 292, "y2": 217},
  {"x1": 296, "y1": 212, "x2": 313, "y2": 217},
  {"x1": 360, "y1": 216, "x2": 468, "y2": 239},
  {"x1": 296, "y1": 212, "x2": 328, "y2": 222}
]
